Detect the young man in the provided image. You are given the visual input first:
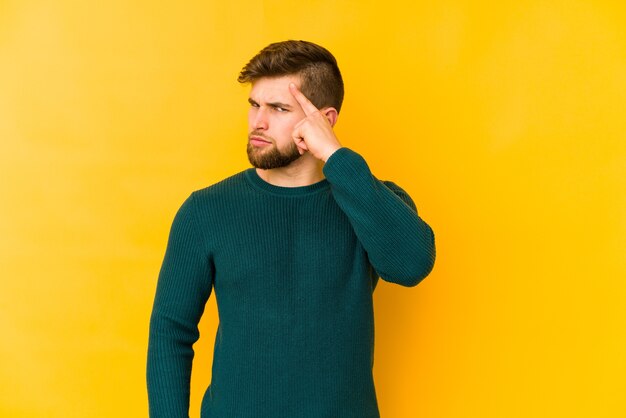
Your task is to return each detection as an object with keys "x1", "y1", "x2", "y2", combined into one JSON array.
[{"x1": 147, "y1": 40, "x2": 436, "y2": 418}]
